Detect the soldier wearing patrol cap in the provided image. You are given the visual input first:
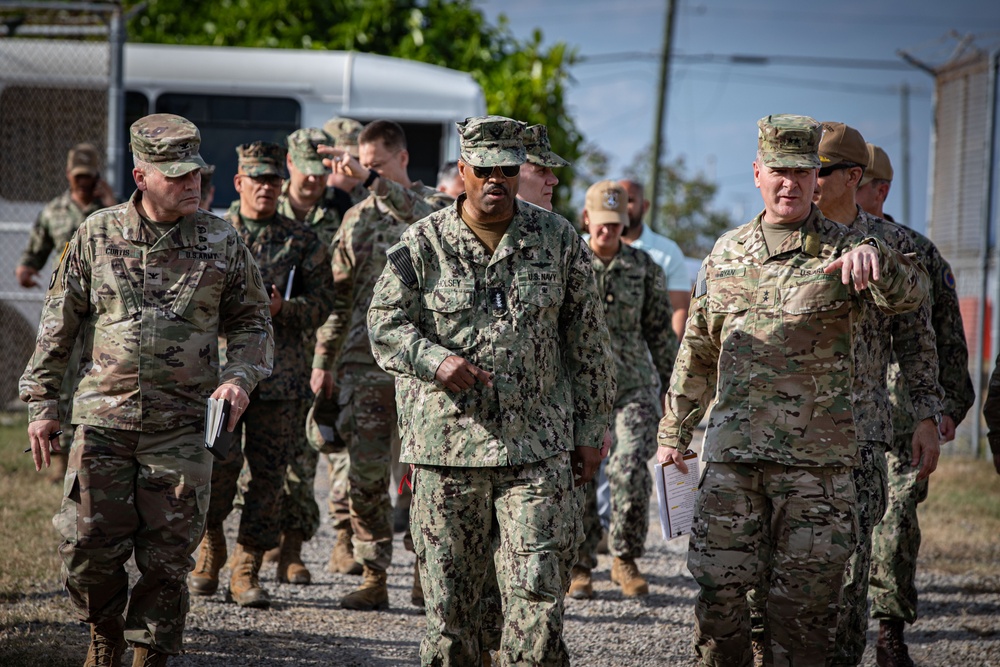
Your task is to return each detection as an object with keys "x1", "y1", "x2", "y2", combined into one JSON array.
[
  {"x1": 567, "y1": 180, "x2": 676, "y2": 601},
  {"x1": 20, "y1": 113, "x2": 274, "y2": 665},
  {"x1": 862, "y1": 144, "x2": 974, "y2": 667},
  {"x1": 656, "y1": 113, "x2": 929, "y2": 666},
  {"x1": 516, "y1": 123, "x2": 569, "y2": 211},
  {"x1": 809, "y1": 122, "x2": 944, "y2": 667},
  {"x1": 189, "y1": 141, "x2": 334, "y2": 610},
  {"x1": 368, "y1": 114, "x2": 615, "y2": 665},
  {"x1": 323, "y1": 116, "x2": 367, "y2": 202}
]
